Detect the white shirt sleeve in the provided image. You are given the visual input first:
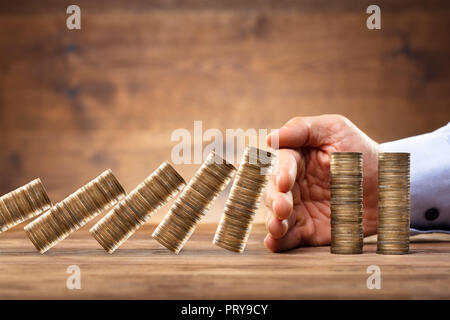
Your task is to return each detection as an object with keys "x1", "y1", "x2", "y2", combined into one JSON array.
[{"x1": 381, "y1": 123, "x2": 450, "y2": 234}]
